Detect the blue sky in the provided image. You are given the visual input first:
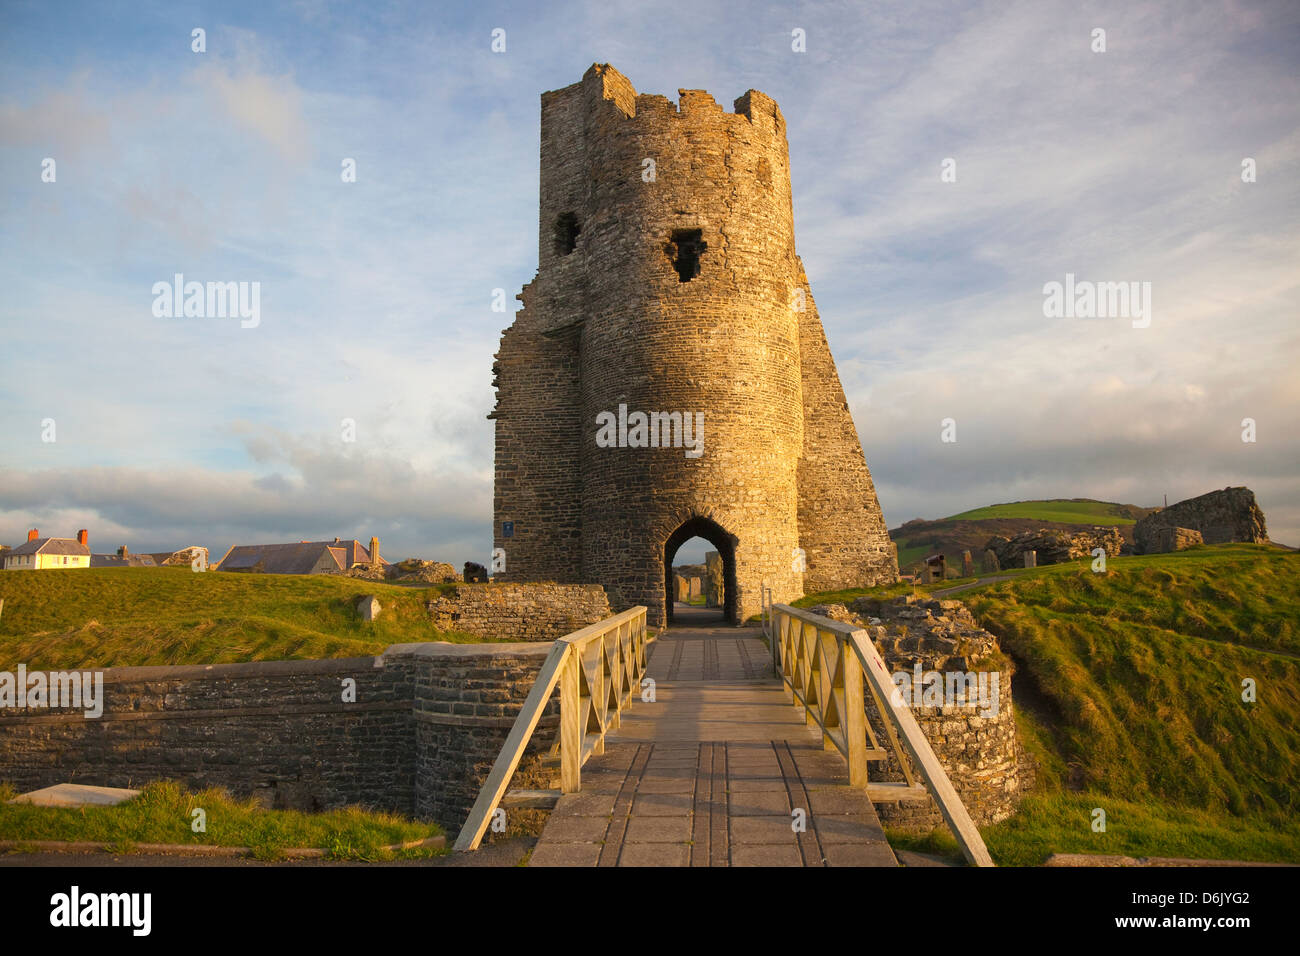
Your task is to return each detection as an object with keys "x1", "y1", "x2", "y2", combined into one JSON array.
[{"x1": 1, "y1": 0, "x2": 1297, "y2": 566}]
